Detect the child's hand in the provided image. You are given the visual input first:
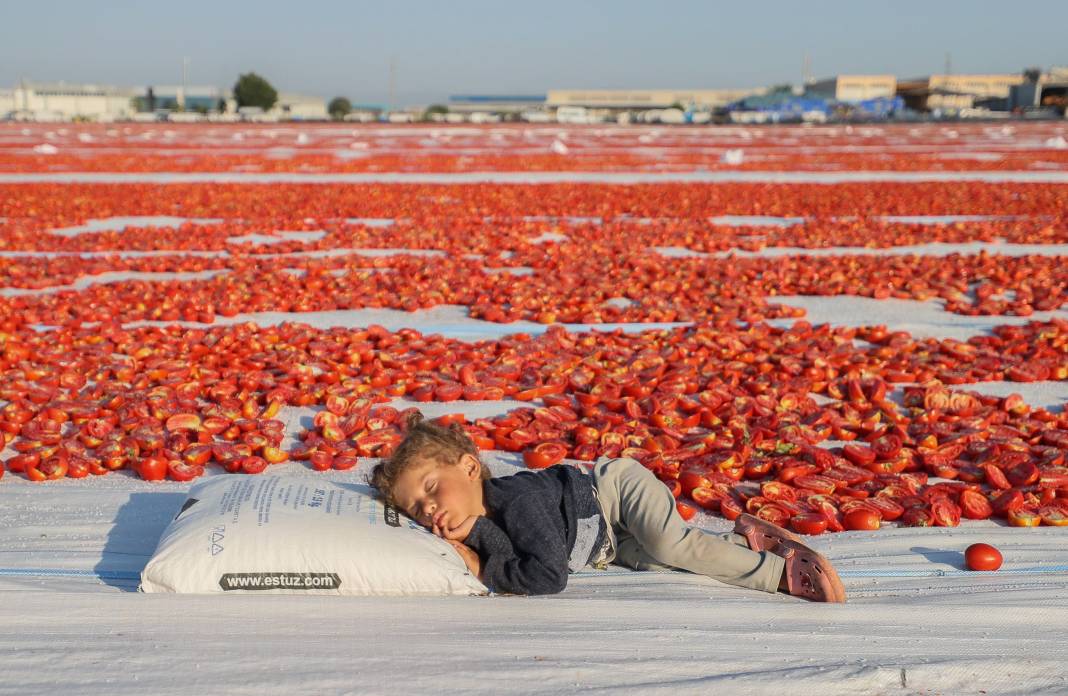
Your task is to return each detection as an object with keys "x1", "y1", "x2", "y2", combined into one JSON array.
[
  {"x1": 447, "y1": 540, "x2": 481, "y2": 579},
  {"x1": 438, "y1": 515, "x2": 478, "y2": 543}
]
